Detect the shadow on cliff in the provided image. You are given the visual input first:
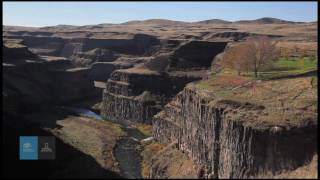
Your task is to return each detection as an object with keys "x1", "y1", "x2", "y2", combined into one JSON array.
[
  {"x1": 268, "y1": 69, "x2": 317, "y2": 80},
  {"x1": 2, "y1": 112, "x2": 122, "y2": 178}
]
